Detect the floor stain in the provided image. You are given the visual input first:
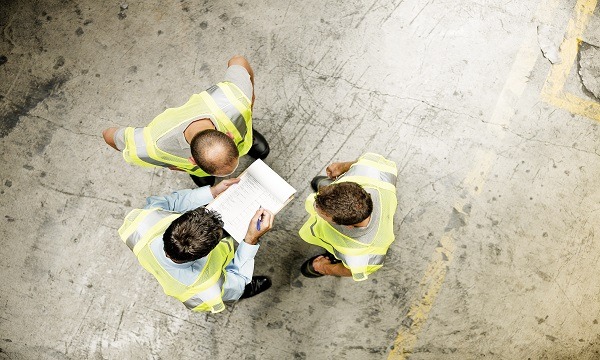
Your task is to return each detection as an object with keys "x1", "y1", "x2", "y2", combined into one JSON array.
[{"x1": 0, "y1": 76, "x2": 68, "y2": 138}]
